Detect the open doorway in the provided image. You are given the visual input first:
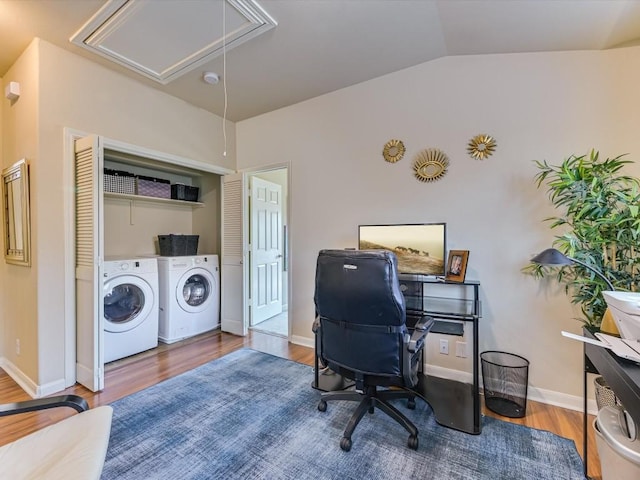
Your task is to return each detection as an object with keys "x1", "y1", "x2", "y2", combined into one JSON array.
[{"x1": 247, "y1": 167, "x2": 289, "y2": 338}]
